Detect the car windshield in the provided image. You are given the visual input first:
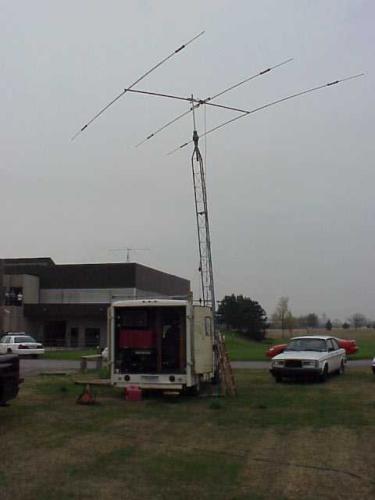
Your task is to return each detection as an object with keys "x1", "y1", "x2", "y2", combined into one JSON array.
[
  {"x1": 14, "y1": 336, "x2": 36, "y2": 343},
  {"x1": 285, "y1": 338, "x2": 327, "y2": 352}
]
